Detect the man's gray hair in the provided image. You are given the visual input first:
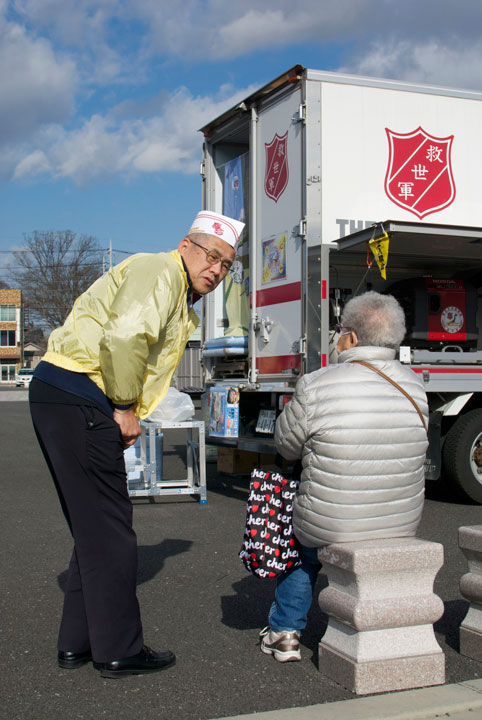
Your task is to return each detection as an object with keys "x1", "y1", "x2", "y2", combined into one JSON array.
[
  {"x1": 341, "y1": 291, "x2": 406, "y2": 349},
  {"x1": 187, "y1": 232, "x2": 208, "y2": 245}
]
